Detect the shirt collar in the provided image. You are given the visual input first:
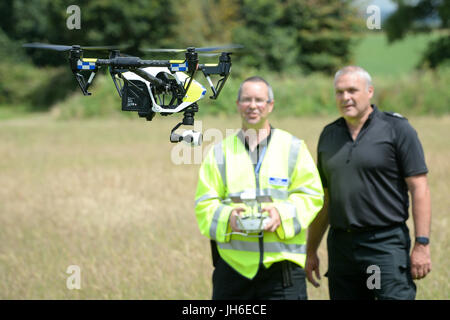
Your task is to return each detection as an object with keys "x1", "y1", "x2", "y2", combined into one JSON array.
[
  {"x1": 369, "y1": 104, "x2": 379, "y2": 119},
  {"x1": 337, "y1": 104, "x2": 378, "y2": 127},
  {"x1": 237, "y1": 125, "x2": 273, "y2": 152}
]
